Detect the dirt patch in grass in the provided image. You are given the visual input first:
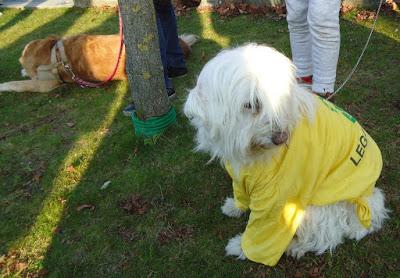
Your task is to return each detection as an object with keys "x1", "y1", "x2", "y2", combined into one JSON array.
[
  {"x1": 120, "y1": 194, "x2": 150, "y2": 215},
  {"x1": 157, "y1": 225, "x2": 194, "y2": 245}
]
